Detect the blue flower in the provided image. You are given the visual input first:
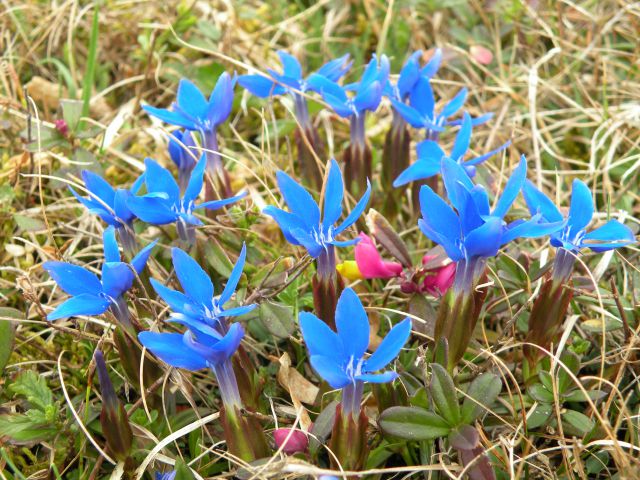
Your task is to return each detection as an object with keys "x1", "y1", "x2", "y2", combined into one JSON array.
[
  {"x1": 139, "y1": 244, "x2": 253, "y2": 376},
  {"x1": 148, "y1": 243, "x2": 256, "y2": 336},
  {"x1": 418, "y1": 157, "x2": 563, "y2": 263},
  {"x1": 143, "y1": 73, "x2": 235, "y2": 133},
  {"x1": 393, "y1": 112, "x2": 511, "y2": 187},
  {"x1": 523, "y1": 179, "x2": 635, "y2": 253},
  {"x1": 127, "y1": 156, "x2": 245, "y2": 227},
  {"x1": 263, "y1": 158, "x2": 371, "y2": 258},
  {"x1": 43, "y1": 227, "x2": 156, "y2": 321},
  {"x1": 391, "y1": 76, "x2": 492, "y2": 134},
  {"x1": 69, "y1": 171, "x2": 144, "y2": 228},
  {"x1": 155, "y1": 472, "x2": 177, "y2": 480},
  {"x1": 300, "y1": 288, "x2": 411, "y2": 389},
  {"x1": 238, "y1": 51, "x2": 351, "y2": 98},
  {"x1": 384, "y1": 49, "x2": 442, "y2": 102},
  {"x1": 168, "y1": 129, "x2": 197, "y2": 174},
  {"x1": 309, "y1": 54, "x2": 390, "y2": 118}
]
